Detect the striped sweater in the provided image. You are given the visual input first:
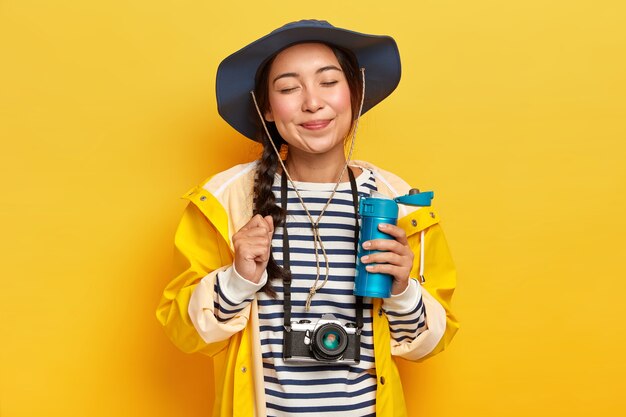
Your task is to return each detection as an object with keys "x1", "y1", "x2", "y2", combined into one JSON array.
[{"x1": 213, "y1": 168, "x2": 427, "y2": 416}]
